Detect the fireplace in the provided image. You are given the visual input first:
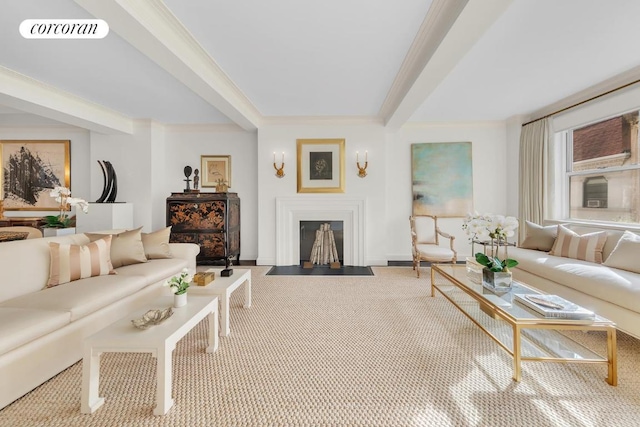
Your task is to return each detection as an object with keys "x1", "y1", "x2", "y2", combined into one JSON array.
[{"x1": 275, "y1": 197, "x2": 366, "y2": 266}]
